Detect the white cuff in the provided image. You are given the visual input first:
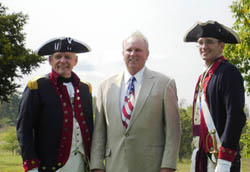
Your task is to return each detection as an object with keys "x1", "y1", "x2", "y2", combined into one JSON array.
[
  {"x1": 215, "y1": 159, "x2": 232, "y2": 172},
  {"x1": 27, "y1": 168, "x2": 39, "y2": 172}
]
